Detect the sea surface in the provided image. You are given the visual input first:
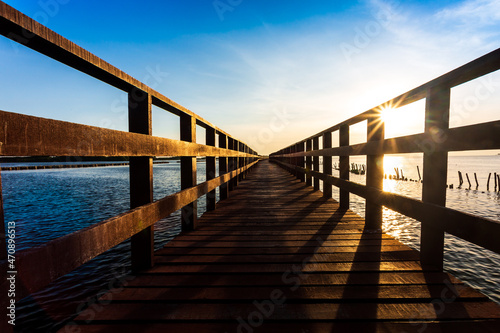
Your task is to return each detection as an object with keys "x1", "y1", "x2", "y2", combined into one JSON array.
[{"x1": 1, "y1": 155, "x2": 499, "y2": 331}]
